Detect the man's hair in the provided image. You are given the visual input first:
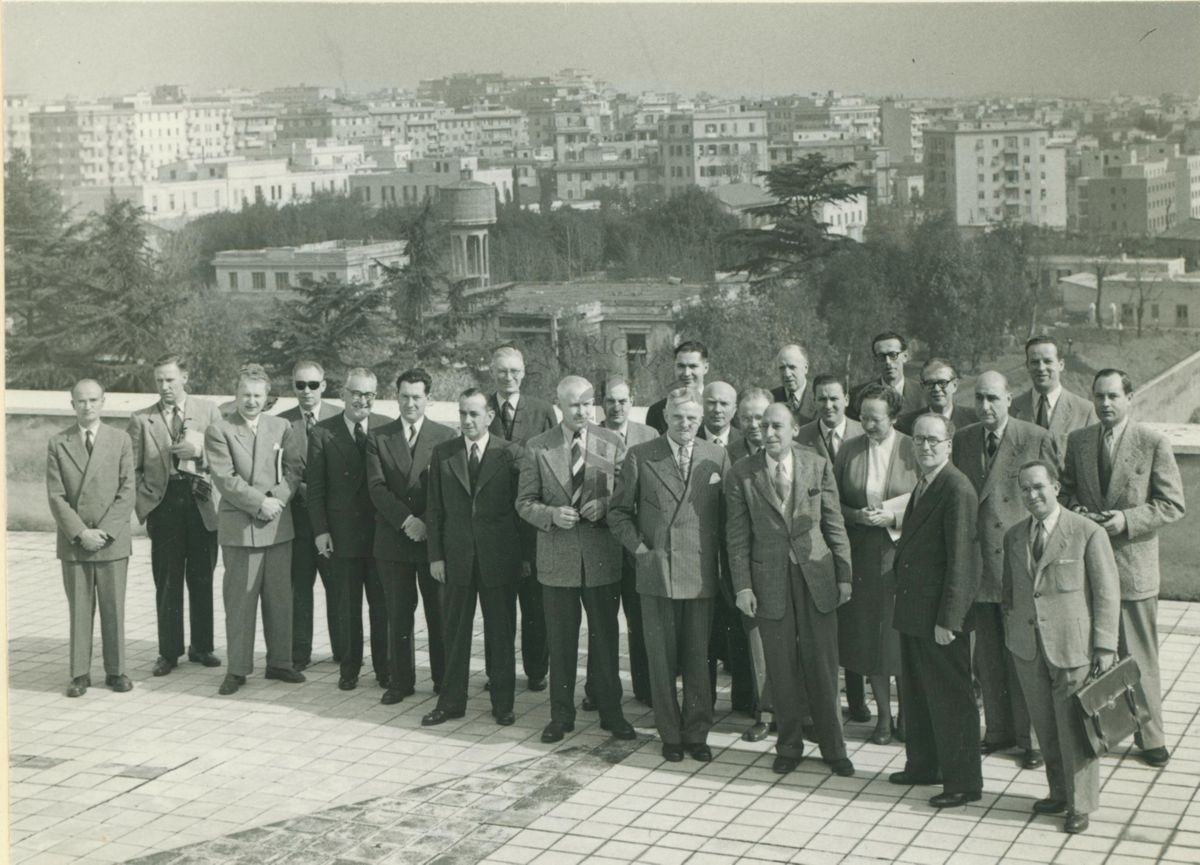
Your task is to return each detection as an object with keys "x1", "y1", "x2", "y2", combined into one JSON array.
[
  {"x1": 236, "y1": 363, "x2": 271, "y2": 391},
  {"x1": 1093, "y1": 368, "x2": 1134, "y2": 395},
  {"x1": 292, "y1": 359, "x2": 325, "y2": 378},
  {"x1": 1018, "y1": 458, "x2": 1060, "y2": 484},
  {"x1": 345, "y1": 366, "x2": 377, "y2": 386},
  {"x1": 738, "y1": 386, "x2": 774, "y2": 408},
  {"x1": 491, "y1": 344, "x2": 524, "y2": 364},
  {"x1": 673, "y1": 340, "x2": 709, "y2": 360},
  {"x1": 153, "y1": 353, "x2": 188, "y2": 372},
  {"x1": 922, "y1": 357, "x2": 958, "y2": 379},
  {"x1": 556, "y1": 375, "x2": 593, "y2": 402},
  {"x1": 914, "y1": 411, "x2": 955, "y2": 440},
  {"x1": 857, "y1": 382, "x2": 902, "y2": 418},
  {"x1": 666, "y1": 385, "x2": 703, "y2": 408},
  {"x1": 601, "y1": 375, "x2": 629, "y2": 399},
  {"x1": 459, "y1": 386, "x2": 488, "y2": 403},
  {"x1": 777, "y1": 343, "x2": 808, "y2": 363},
  {"x1": 1024, "y1": 334, "x2": 1062, "y2": 358},
  {"x1": 71, "y1": 378, "x2": 105, "y2": 399},
  {"x1": 870, "y1": 331, "x2": 907, "y2": 354},
  {"x1": 396, "y1": 368, "x2": 433, "y2": 395},
  {"x1": 811, "y1": 373, "x2": 845, "y2": 395}
]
